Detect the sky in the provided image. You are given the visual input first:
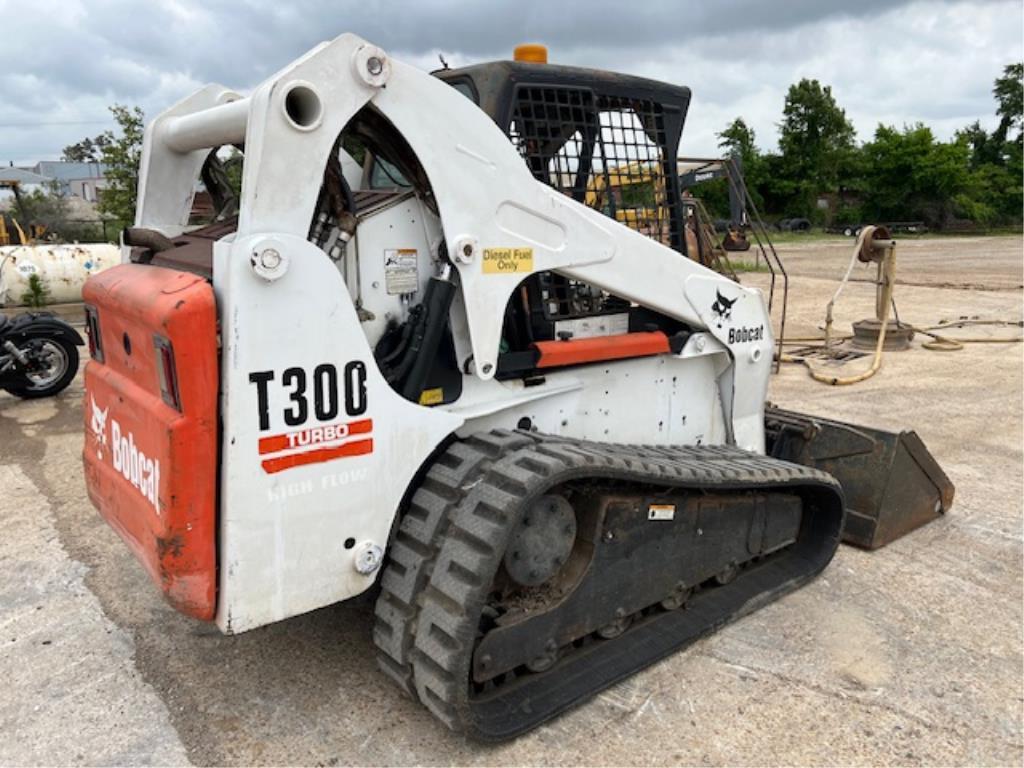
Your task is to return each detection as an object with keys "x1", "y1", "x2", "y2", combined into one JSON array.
[{"x1": 1, "y1": 0, "x2": 1021, "y2": 165}]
